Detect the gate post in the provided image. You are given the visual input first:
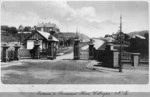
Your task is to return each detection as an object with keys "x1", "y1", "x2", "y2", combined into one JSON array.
[
  {"x1": 34, "y1": 39, "x2": 40, "y2": 59},
  {"x1": 47, "y1": 35, "x2": 54, "y2": 60},
  {"x1": 112, "y1": 50, "x2": 119, "y2": 68},
  {"x1": 131, "y1": 53, "x2": 140, "y2": 67},
  {"x1": 1, "y1": 44, "x2": 10, "y2": 62},
  {"x1": 89, "y1": 42, "x2": 94, "y2": 60},
  {"x1": 74, "y1": 37, "x2": 80, "y2": 60},
  {"x1": 53, "y1": 42, "x2": 57, "y2": 59},
  {"x1": 13, "y1": 44, "x2": 21, "y2": 60}
]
